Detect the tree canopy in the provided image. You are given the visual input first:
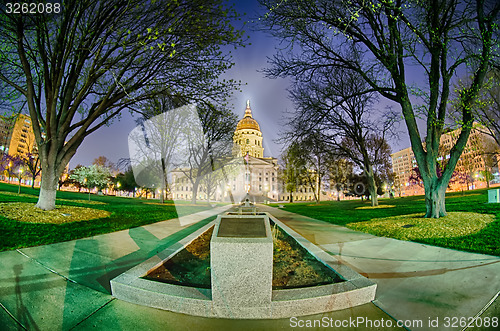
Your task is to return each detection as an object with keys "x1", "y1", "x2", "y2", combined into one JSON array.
[
  {"x1": 260, "y1": 0, "x2": 500, "y2": 217},
  {"x1": 0, "y1": 0, "x2": 246, "y2": 209}
]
